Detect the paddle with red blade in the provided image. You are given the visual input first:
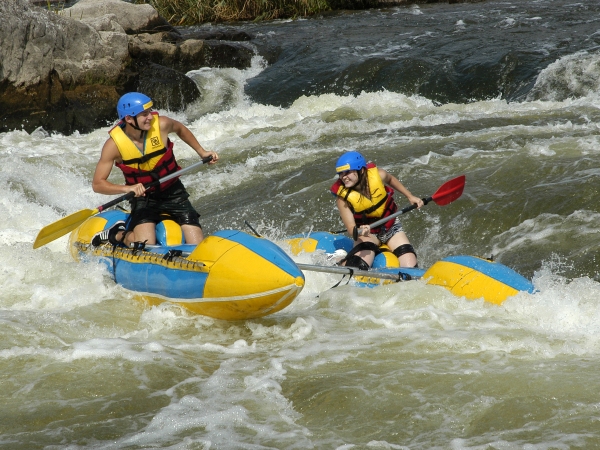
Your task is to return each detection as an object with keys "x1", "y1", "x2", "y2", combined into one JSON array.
[
  {"x1": 33, "y1": 156, "x2": 213, "y2": 249},
  {"x1": 352, "y1": 175, "x2": 466, "y2": 240}
]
